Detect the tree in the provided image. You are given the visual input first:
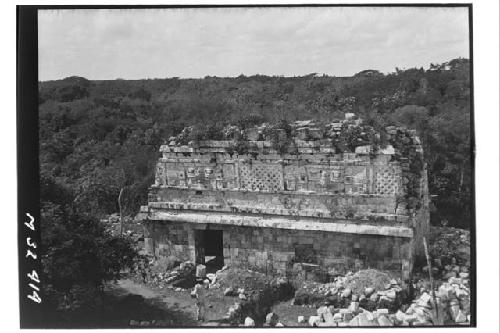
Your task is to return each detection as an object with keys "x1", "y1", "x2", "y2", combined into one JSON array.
[{"x1": 41, "y1": 176, "x2": 137, "y2": 294}]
